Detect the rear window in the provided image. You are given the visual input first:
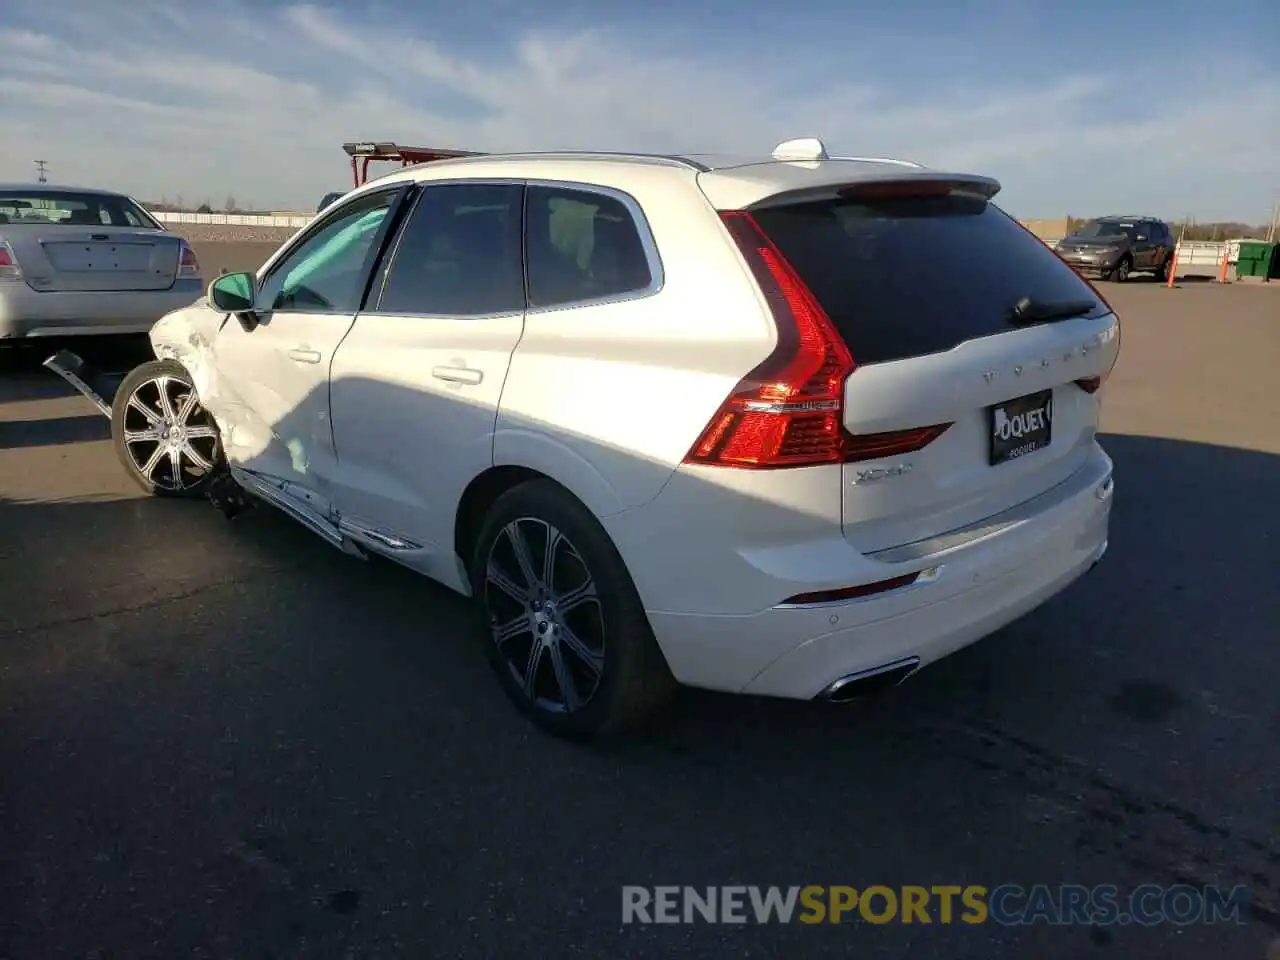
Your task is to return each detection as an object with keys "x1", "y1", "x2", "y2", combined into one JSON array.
[
  {"x1": 0, "y1": 191, "x2": 159, "y2": 229},
  {"x1": 752, "y1": 193, "x2": 1107, "y2": 365},
  {"x1": 525, "y1": 185, "x2": 654, "y2": 309}
]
